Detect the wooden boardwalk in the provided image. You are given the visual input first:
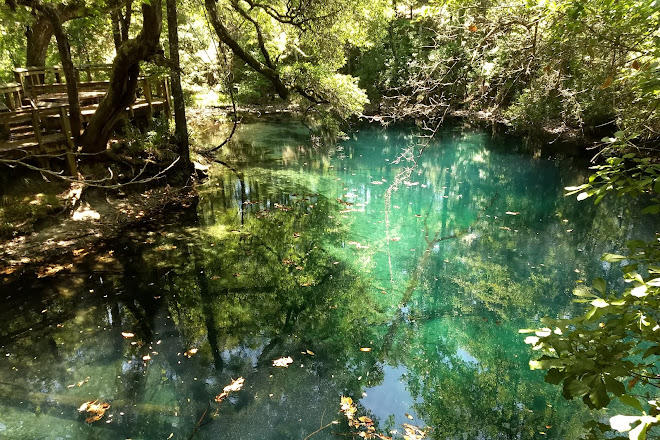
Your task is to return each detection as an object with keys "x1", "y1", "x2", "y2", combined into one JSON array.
[{"x1": 0, "y1": 65, "x2": 171, "y2": 174}]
